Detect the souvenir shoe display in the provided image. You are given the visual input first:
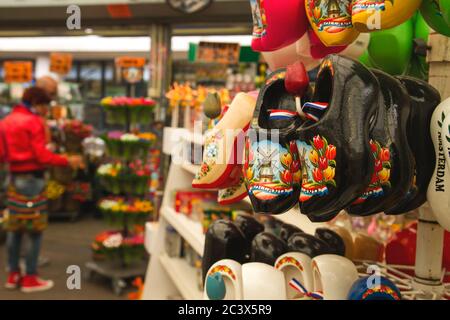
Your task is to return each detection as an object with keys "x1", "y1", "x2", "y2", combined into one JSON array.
[
  {"x1": 386, "y1": 76, "x2": 441, "y2": 214},
  {"x1": 421, "y1": 0, "x2": 450, "y2": 37},
  {"x1": 193, "y1": 92, "x2": 257, "y2": 189},
  {"x1": 364, "y1": 18, "x2": 414, "y2": 75},
  {"x1": 311, "y1": 254, "x2": 359, "y2": 300},
  {"x1": 305, "y1": 0, "x2": 359, "y2": 47},
  {"x1": 330, "y1": 225, "x2": 354, "y2": 260},
  {"x1": 274, "y1": 252, "x2": 313, "y2": 300},
  {"x1": 353, "y1": 232, "x2": 384, "y2": 262},
  {"x1": 352, "y1": 0, "x2": 421, "y2": 32},
  {"x1": 347, "y1": 69, "x2": 414, "y2": 216},
  {"x1": 249, "y1": 0, "x2": 308, "y2": 52},
  {"x1": 279, "y1": 223, "x2": 304, "y2": 243},
  {"x1": 347, "y1": 276, "x2": 401, "y2": 300},
  {"x1": 287, "y1": 232, "x2": 331, "y2": 258},
  {"x1": 244, "y1": 68, "x2": 305, "y2": 214},
  {"x1": 296, "y1": 55, "x2": 379, "y2": 222},
  {"x1": 204, "y1": 259, "x2": 243, "y2": 300},
  {"x1": 250, "y1": 232, "x2": 288, "y2": 265},
  {"x1": 314, "y1": 228, "x2": 345, "y2": 257},
  {"x1": 202, "y1": 220, "x2": 247, "y2": 282},
  {"x1": 427, "y1": 98, "x2": 450, "y2": 231},
  {"x1": 233, "y1": 213, "x2": 265, "y2": 259},
  {"x1": 242, "y1": 262, "x2": 287, "y2": 300}
]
